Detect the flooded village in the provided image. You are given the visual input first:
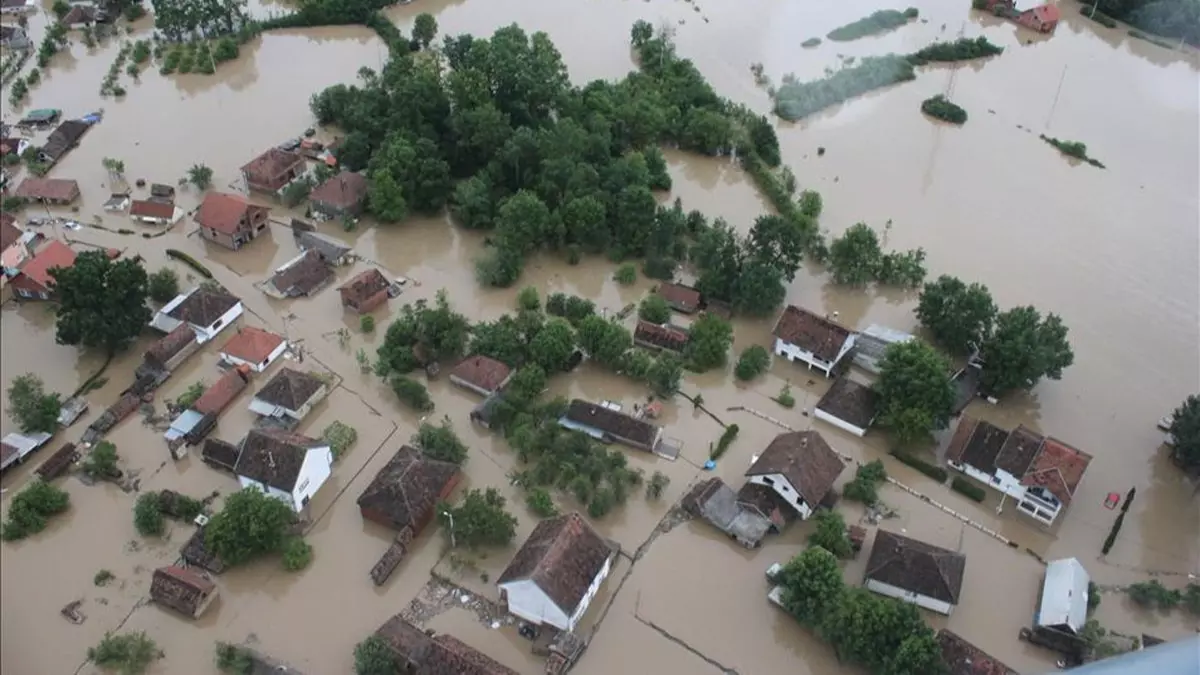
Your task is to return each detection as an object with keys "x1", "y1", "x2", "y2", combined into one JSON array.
[{"x1": 1, "y1": 0, "x2": 1199, "y2": 673}]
